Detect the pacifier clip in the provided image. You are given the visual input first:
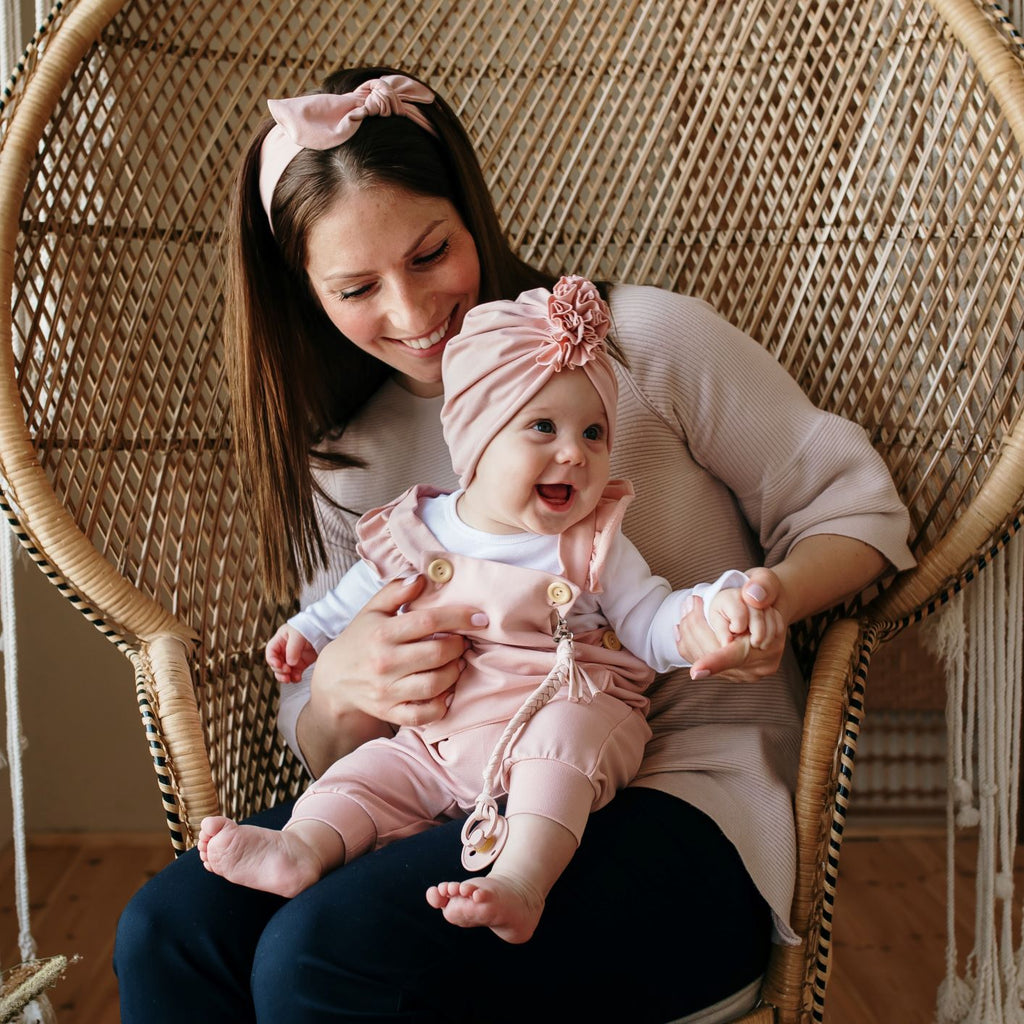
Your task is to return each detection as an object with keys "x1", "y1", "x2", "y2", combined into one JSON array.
[{"x1": 460, "y1": 616, "x2": 597, "y2": 870}]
